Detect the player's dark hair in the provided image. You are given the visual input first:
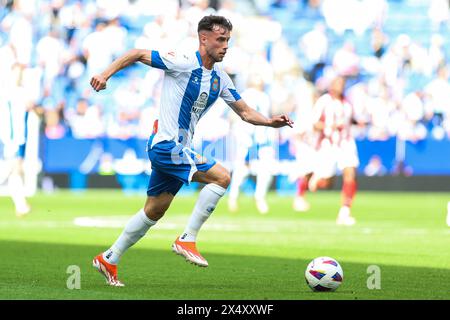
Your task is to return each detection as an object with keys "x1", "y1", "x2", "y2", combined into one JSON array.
[{"x1": 197, "y1": 15, "x2": 233, "y2": 33}]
